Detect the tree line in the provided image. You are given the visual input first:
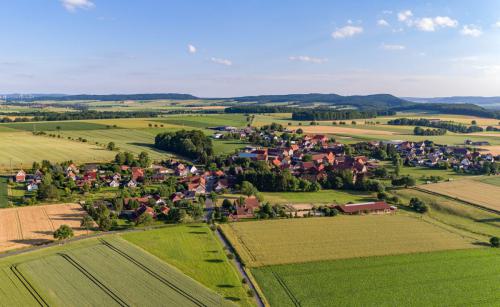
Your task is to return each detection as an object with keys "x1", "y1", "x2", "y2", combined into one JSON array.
[
  {"x1": 291, "y1": 109, "x2": 395, "y2": 121},
  {"x1": 154, "y1": 130, "x2": 214, "y2": 163},
  {"x1": 388, "y1": 118, "x2": 483, "y2": 133}
]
